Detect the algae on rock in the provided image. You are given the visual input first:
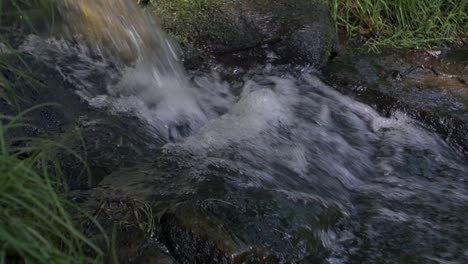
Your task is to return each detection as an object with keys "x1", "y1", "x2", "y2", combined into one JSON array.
[{"x1": 149, "y1": 0, "x2": 337, "y2": 67}]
